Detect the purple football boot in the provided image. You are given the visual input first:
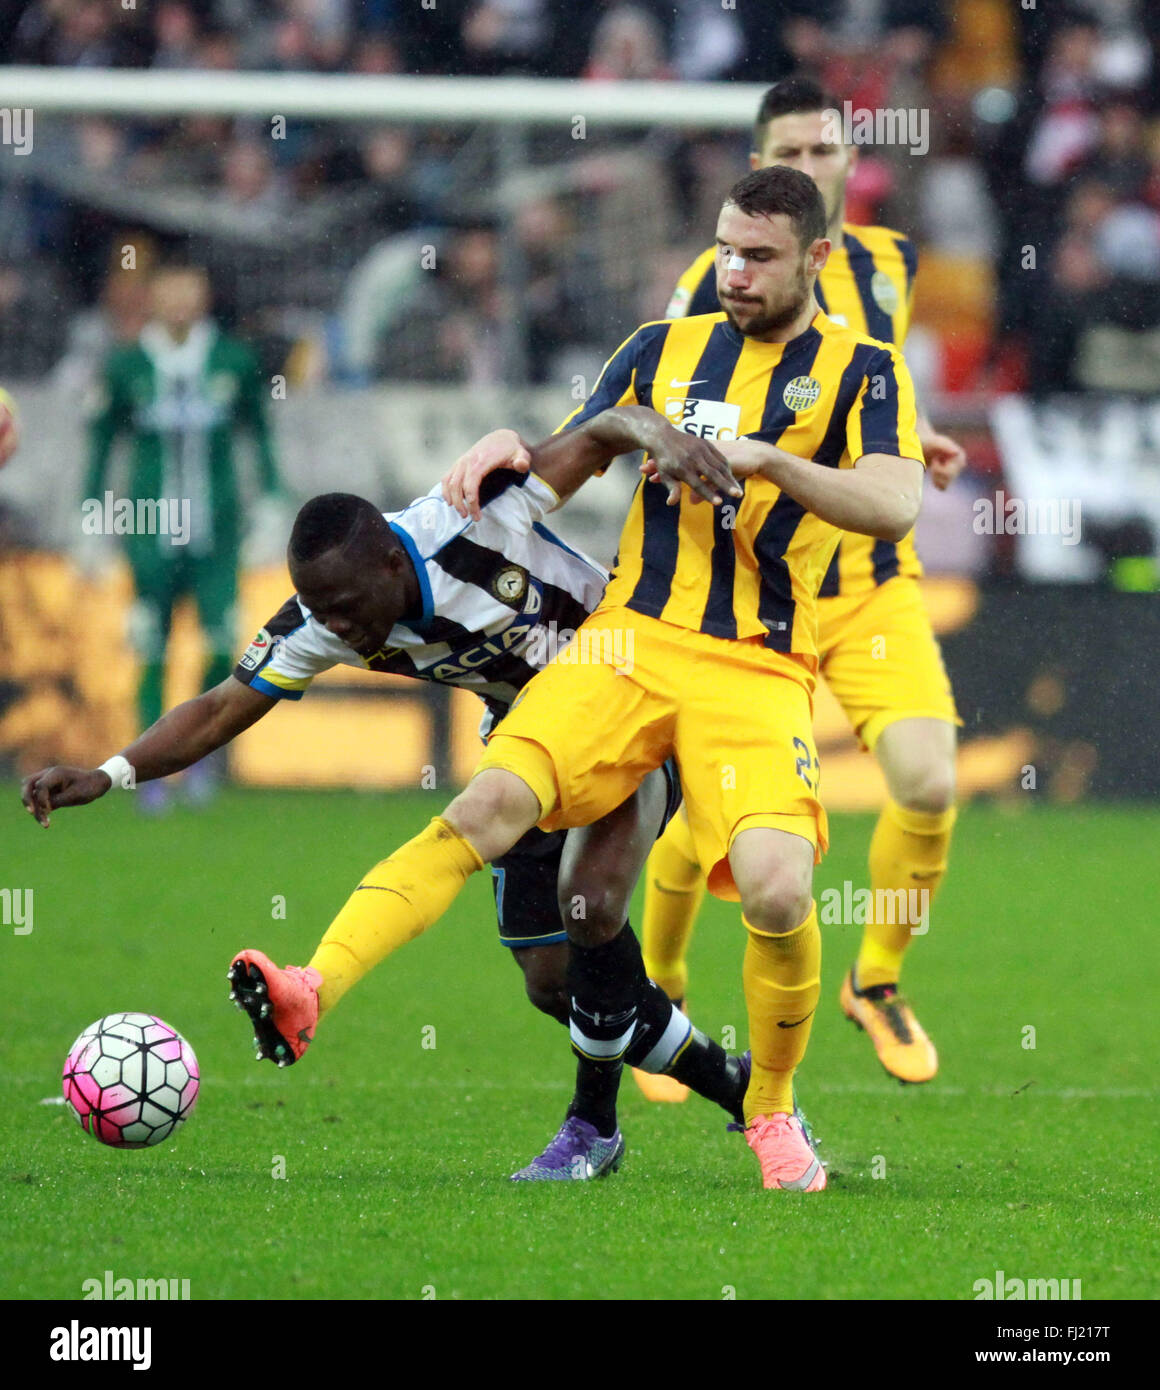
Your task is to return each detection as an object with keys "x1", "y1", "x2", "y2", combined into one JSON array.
[{"x1": 510, "y1": 1116, "x2": 625, "y2": 1182}]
